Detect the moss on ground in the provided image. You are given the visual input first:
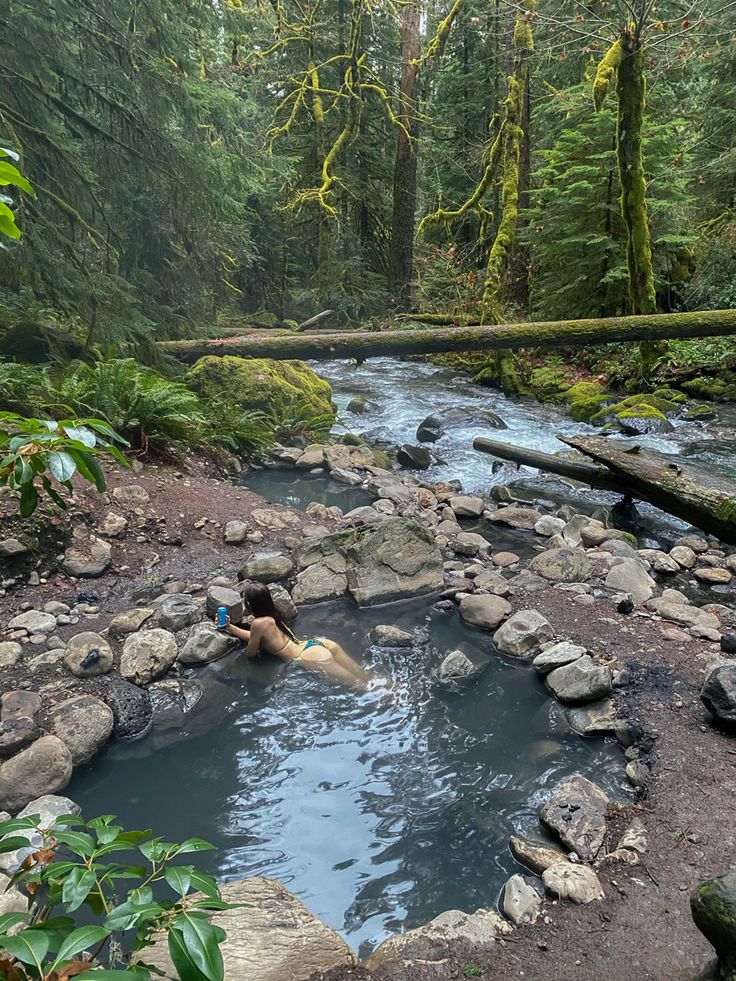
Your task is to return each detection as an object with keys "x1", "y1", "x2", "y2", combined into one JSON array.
[{"x1": 186, "y1": 355, "x2": 335, "y2": 420}]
